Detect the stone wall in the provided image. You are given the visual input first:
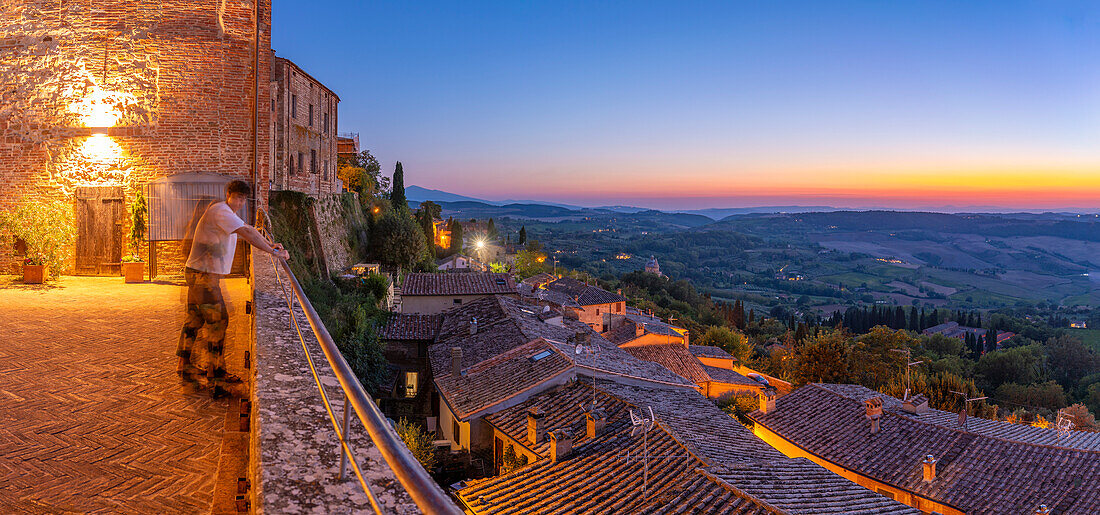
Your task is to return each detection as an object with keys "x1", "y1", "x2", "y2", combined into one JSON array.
[
  {"x1": 271, "y1": 56, "x2": 340, "y2": 195},
  {"x1": 311, "y1": 193, "x2": 368, "y2": 275},
  {"x1": 0, "y1": 0, "x2": 272, "y2": 273},
  {"x1": 250, "y1": 247, "x2": 422, "y2": 513}
]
